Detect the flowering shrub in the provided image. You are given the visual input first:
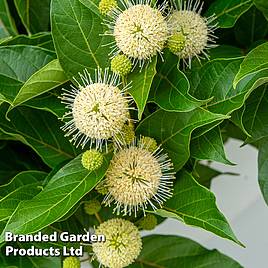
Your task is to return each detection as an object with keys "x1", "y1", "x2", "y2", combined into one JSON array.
[{"x1": 0, "y1": 0, "x2": 268, "y2": 267}]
